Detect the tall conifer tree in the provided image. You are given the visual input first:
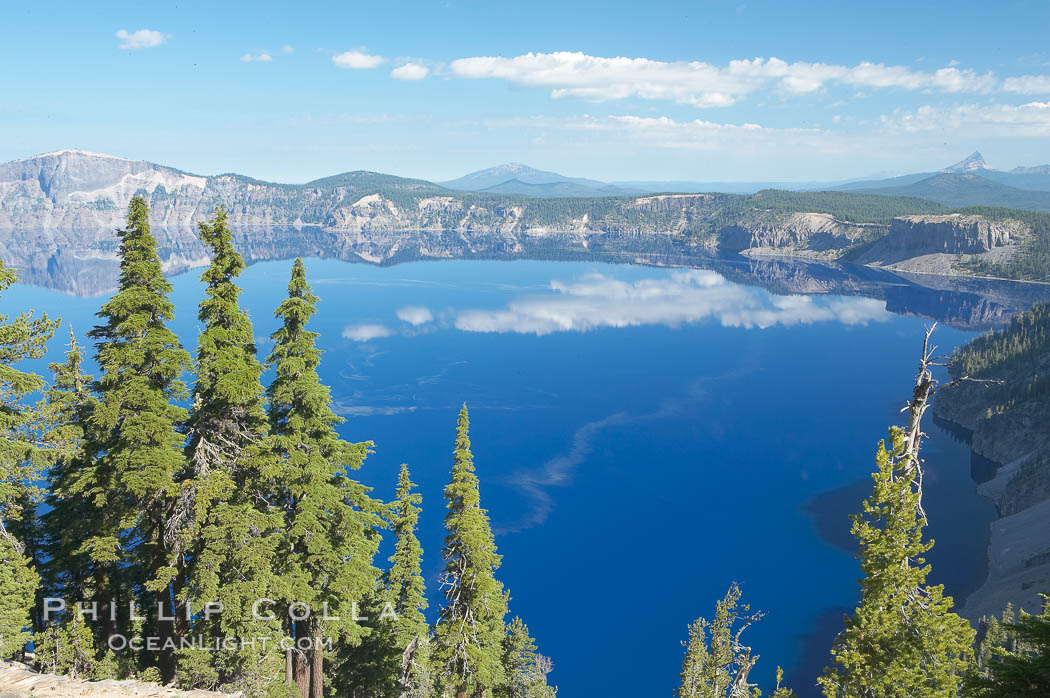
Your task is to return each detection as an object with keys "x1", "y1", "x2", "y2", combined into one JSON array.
[
  {"x1": 387, "y1": 463, "x2": 428, "y2": 644},
  {"x1": 433, "y1": 405, "x2": 509, "y2": 698},
  {"x1": 386, "y1": 463, "x2": 431, "y2": 698},
  {"x1": 0, "y1": 260, "x2": 57, "y2": 658},
  {"x1": 264, "y1": 258, "x2": 382, "y2": 698},
  {"x1": 820, "y1": 328, "x2": 974, "y2": 697},
  {"x1": 39, "y1": 329, "x2": 98, "y2": 605},
  {"x1": 37, "y1": 328, "x2": 115, "y2": 666},
  {"x1": 333, "y1": 463, "x2": 431, "y2": 698},
  {"x1": 179, "y1": 207, "x2": 286, "y2": 692},
  {"x1": 86, "y1": 196, "x2": 192, "y2": 682}
]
